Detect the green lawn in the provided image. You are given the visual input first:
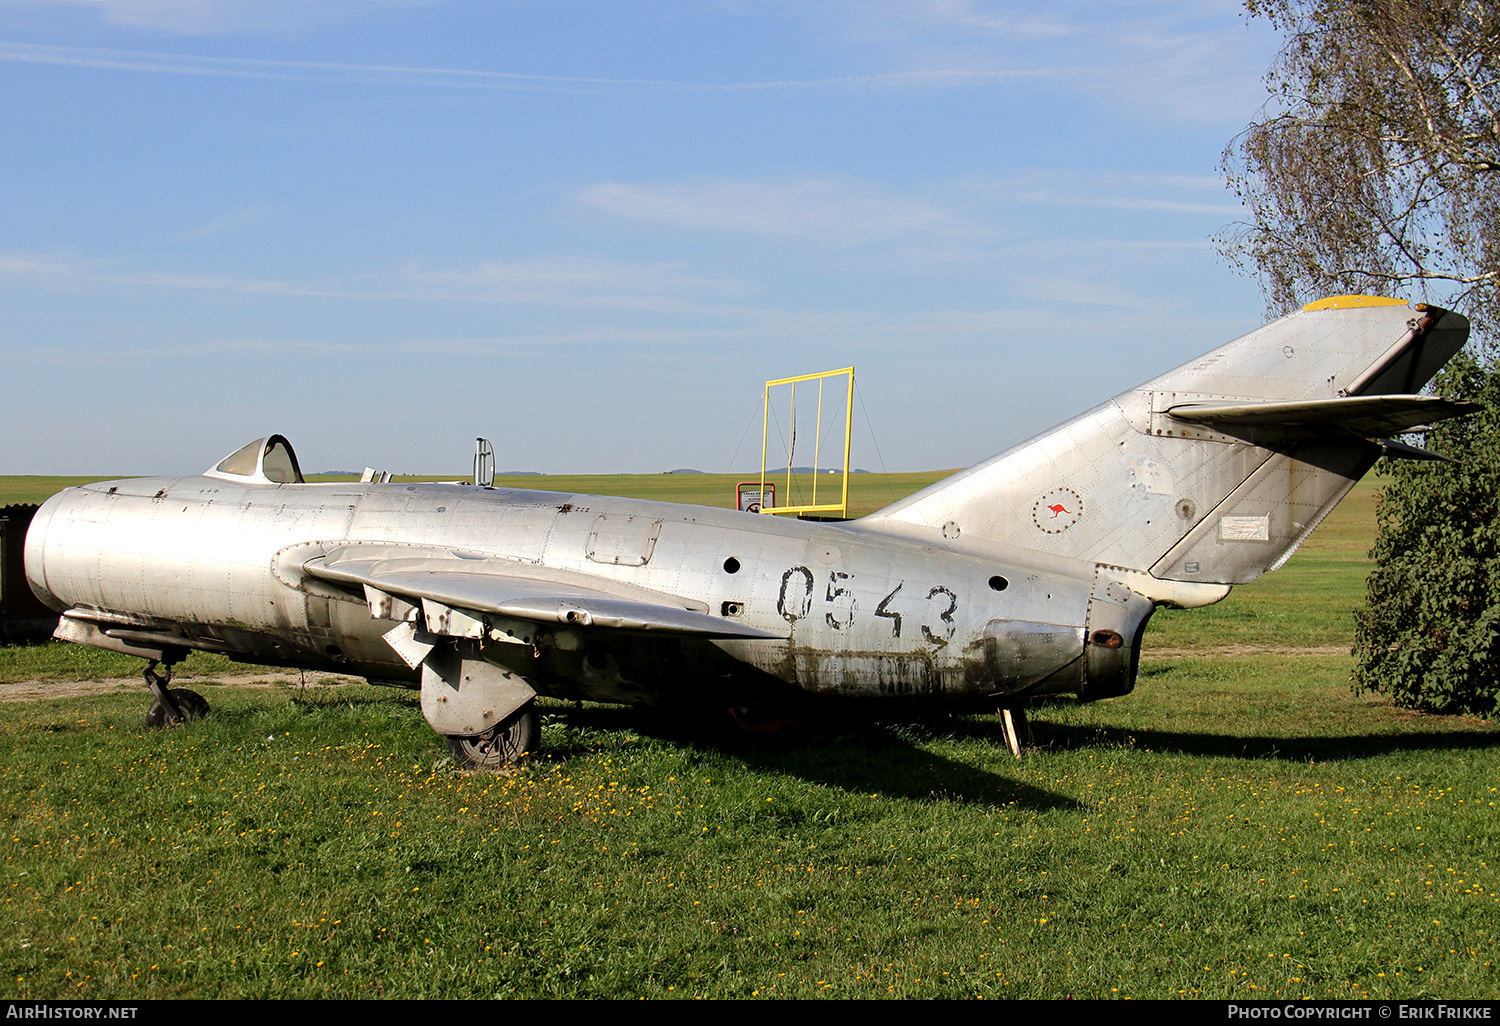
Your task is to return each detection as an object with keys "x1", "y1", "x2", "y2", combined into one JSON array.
[
  {"x1": 1146, "y1": 478, "x2": 1382, "y2": 653},
  {"x1": 0, "y1": 660, "x2": 1493, "y2": 1000},
  {"x1": 1, "y1": 471, "x2": 1495, "y2": 999}
]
